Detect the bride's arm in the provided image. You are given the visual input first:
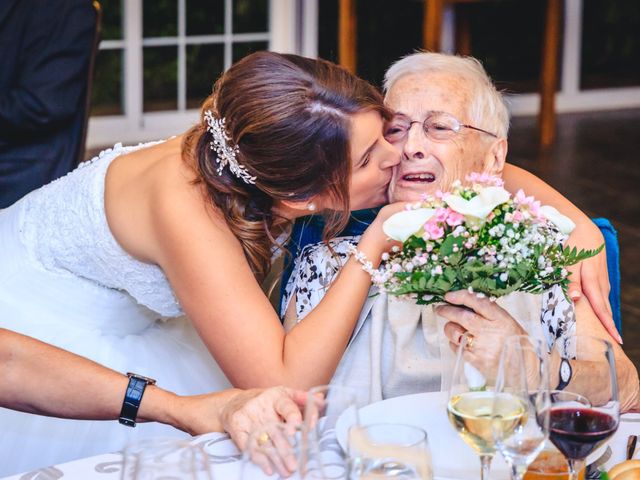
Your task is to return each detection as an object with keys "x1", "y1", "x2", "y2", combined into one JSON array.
[
  {"x1": 150, "y1": 188, "x2": 400, "y2": 390},
  {"x1": 501, "y1": 164, "x2": 619, "y2": 343}
]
